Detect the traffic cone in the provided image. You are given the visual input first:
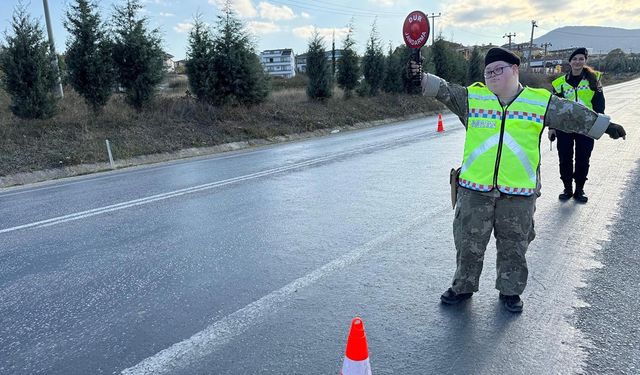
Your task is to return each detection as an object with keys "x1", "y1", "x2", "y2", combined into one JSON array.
[
  {"x1": 340, "y1": 317, "x2": 372, "y2": 375},
  {"x1": 437, "y1": 113, "x2": 445, "y2": 132}
]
